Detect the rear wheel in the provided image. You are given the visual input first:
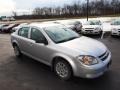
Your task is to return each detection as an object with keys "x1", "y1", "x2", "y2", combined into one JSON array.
[
  {"x1": 54, "y1": 59, "x2": 72, "y2": 80},
  {"x1": 13, "y1": 45, "x2": 22, "y2": 57}
]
